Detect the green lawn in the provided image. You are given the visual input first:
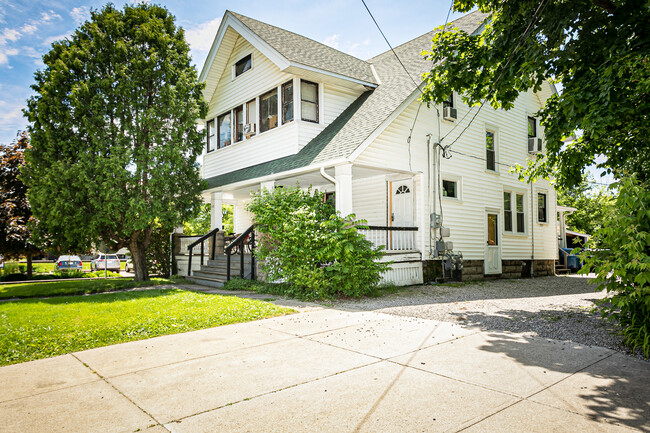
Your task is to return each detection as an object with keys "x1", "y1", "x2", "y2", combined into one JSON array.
[
  {"x1": 6, "y1": 261, "x2": 127, "y2": 274},
  {"x1": 0, "y1": 278, "x2": 175, "y2": 299},
  {"x1": 0, "y1": 288, "x2": 294, "y2": 365}
]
